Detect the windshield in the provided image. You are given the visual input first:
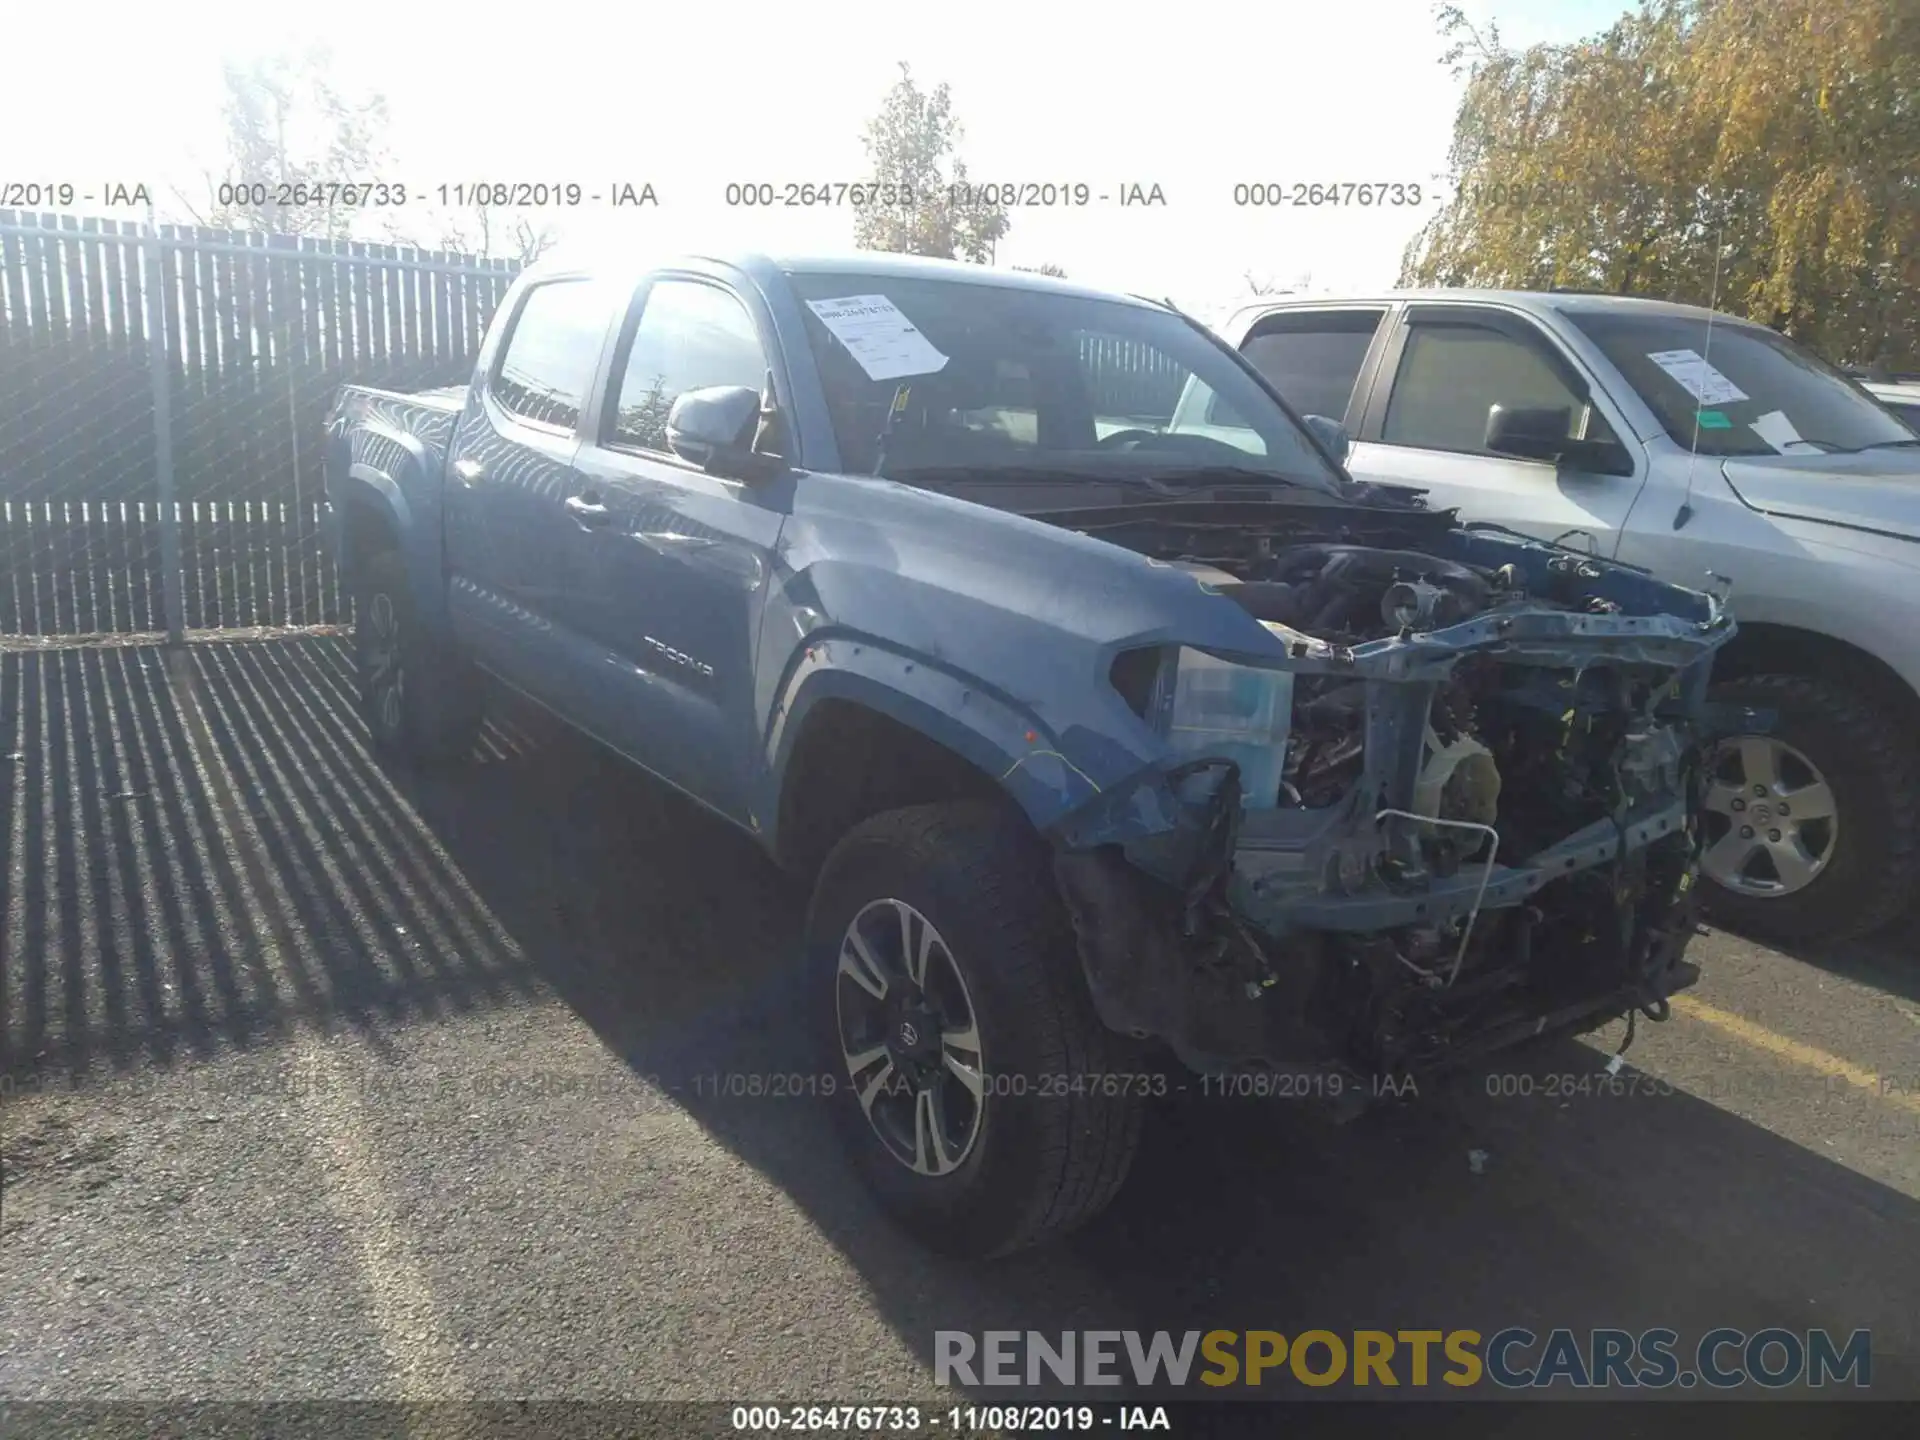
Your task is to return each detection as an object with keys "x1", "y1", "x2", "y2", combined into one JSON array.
[
  {"x1": 1565, "y1": 309, "x2": 1916, "y2": 458},
  {"x1": 782, "y1": 271, "x2": 1348, "y2": 493}
]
